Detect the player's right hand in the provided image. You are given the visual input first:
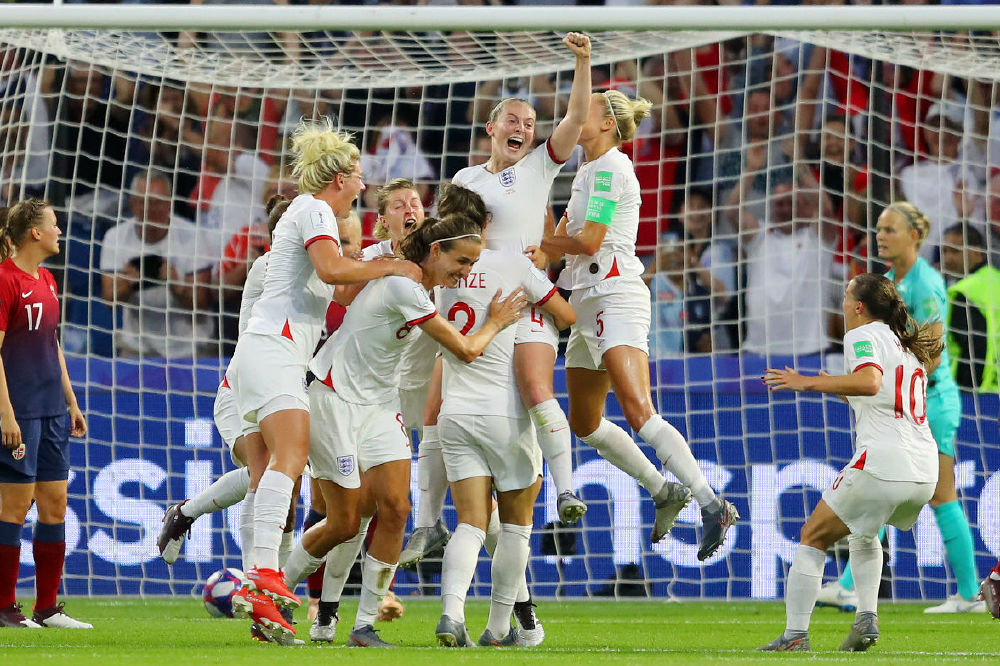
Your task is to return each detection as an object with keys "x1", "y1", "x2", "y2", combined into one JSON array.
[
  {"x1": 1, "y1": 412, "x2": 22, "y2": 450},
  {"x1": 488, "y1": 287, "x2": 528, "y2": 330},
  {"x1": 564, "y1": 32, "x2": 591, "y2": 59}
]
